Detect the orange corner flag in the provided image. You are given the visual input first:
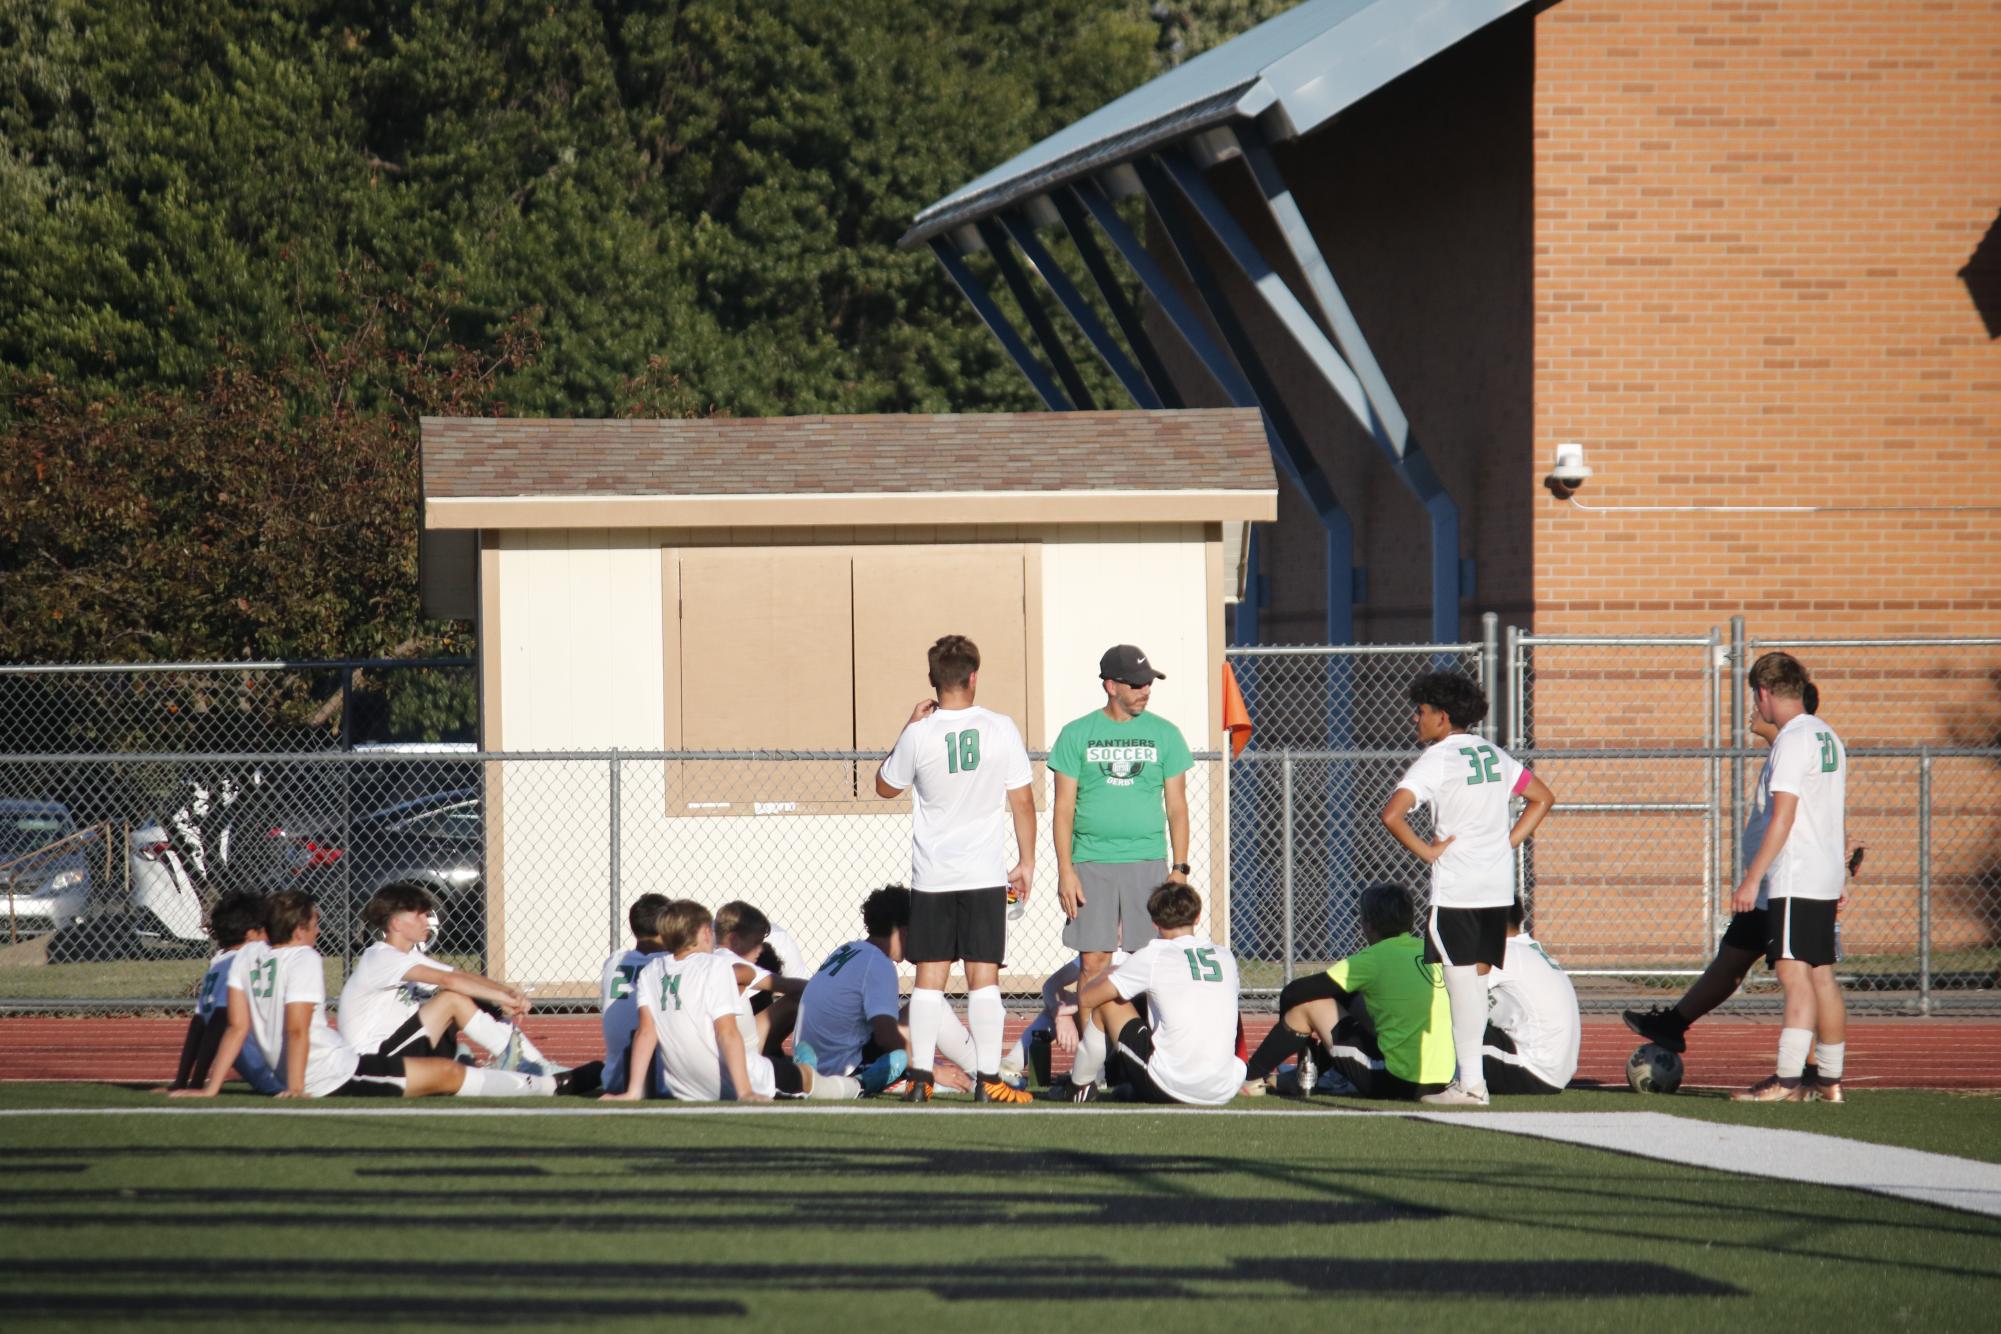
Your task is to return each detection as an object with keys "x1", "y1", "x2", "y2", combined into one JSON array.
[{"x1": 1222, "y1": 661, "x2": 1253, "y2": 759}]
